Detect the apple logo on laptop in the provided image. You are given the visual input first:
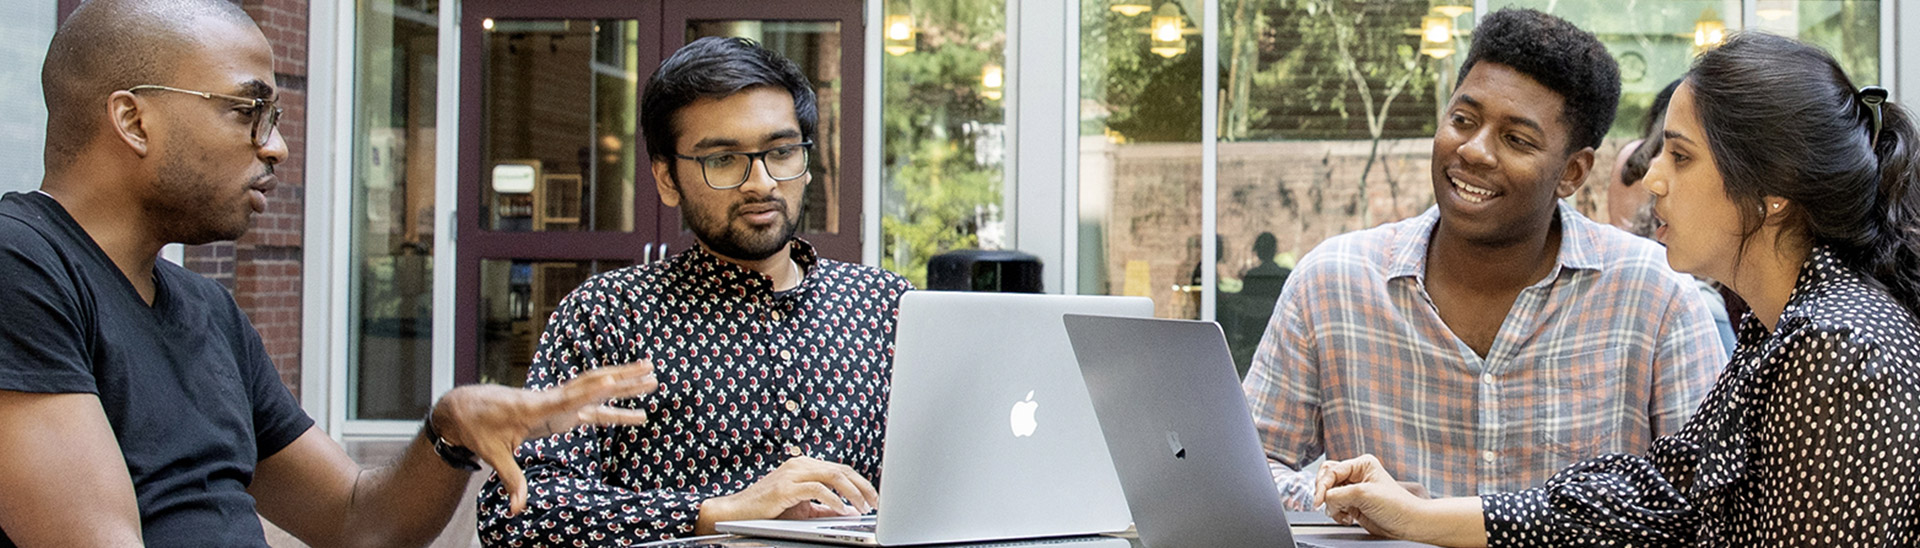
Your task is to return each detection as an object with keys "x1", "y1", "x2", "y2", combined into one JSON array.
[
  {"x1": 1010, "y1": 390, "x2": 1038, "y2": 437},
  {"x1": 1166, "y1": 431, "x2": 1186, "y2": 459}
]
